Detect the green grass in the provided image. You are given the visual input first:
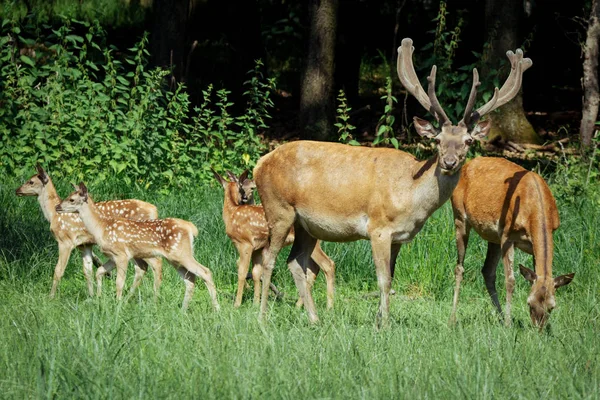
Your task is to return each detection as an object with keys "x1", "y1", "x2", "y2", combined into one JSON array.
[{"x1": 0, "y1": 175, "x2": 599, "y2": 399}]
